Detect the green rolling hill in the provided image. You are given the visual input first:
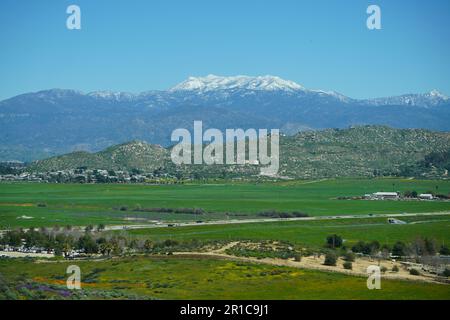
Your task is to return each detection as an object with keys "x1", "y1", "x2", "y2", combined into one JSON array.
[{"x1": 27, "y1": 126, "x2": 450, "y2": 179}]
